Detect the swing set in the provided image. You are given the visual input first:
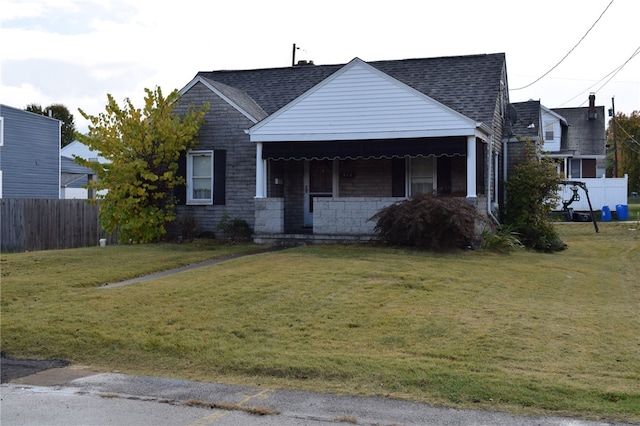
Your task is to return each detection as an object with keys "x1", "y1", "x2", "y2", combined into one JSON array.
[{"x1": 559, "y1": 180, "x2": 598, "y2": 233}]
